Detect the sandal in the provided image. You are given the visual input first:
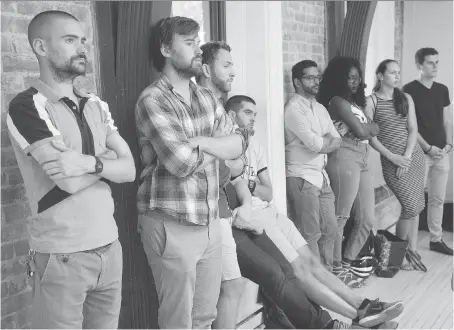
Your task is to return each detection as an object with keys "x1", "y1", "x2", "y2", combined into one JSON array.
[
  {"x1": 406, "y1": 250, "x2": 428, "y2": 272},
  {"x1": 400, "y1": 261, "x2": 415, "y2": 271}
]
